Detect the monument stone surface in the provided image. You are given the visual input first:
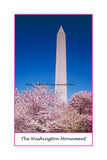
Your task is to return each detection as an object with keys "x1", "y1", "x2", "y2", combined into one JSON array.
[{"x1": 55, "y1": 26, "x2": 67, "y2": 102}]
